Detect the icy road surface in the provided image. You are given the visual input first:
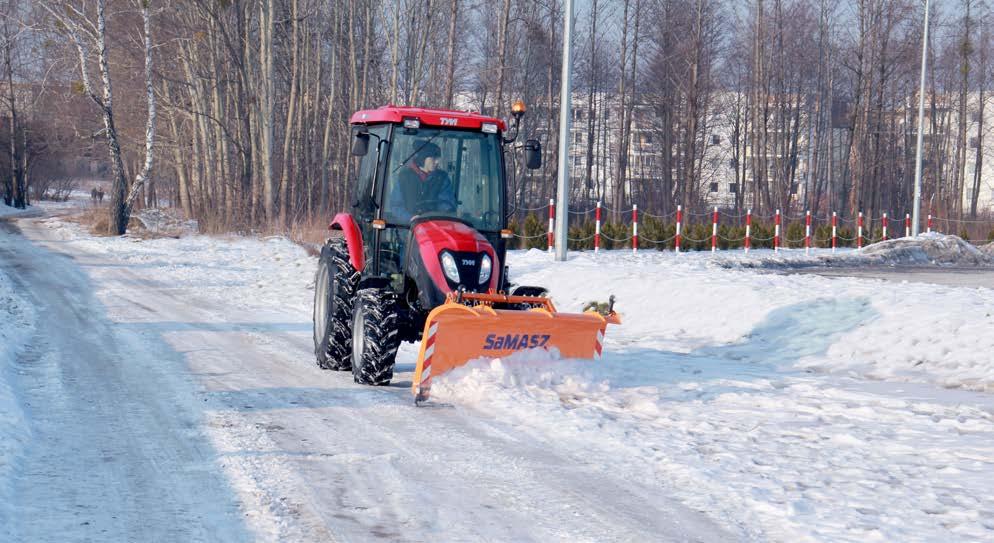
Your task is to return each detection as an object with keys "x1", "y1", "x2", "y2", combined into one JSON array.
[{"x1": 2, "y1": 207, "x2": 993, "y2": 542}]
